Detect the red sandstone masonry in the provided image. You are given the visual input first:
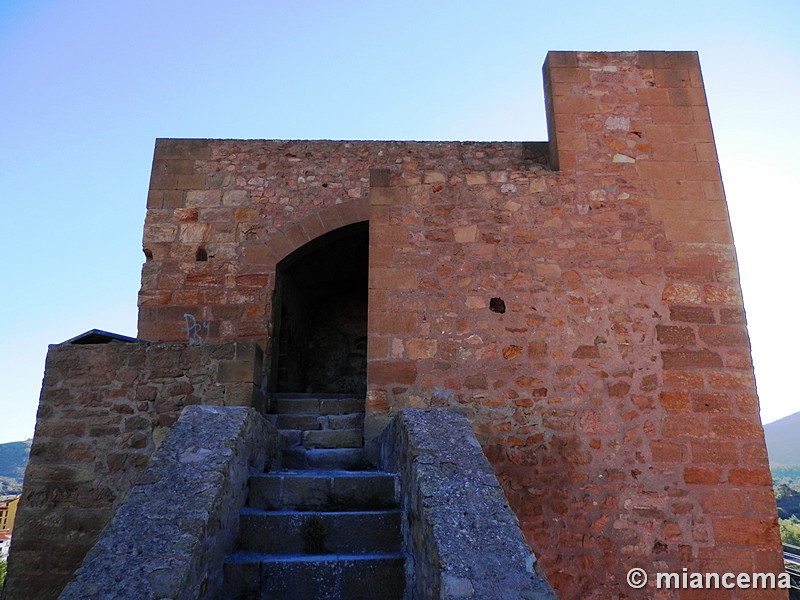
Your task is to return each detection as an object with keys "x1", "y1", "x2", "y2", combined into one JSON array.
[{"x1": 130, "y1": 52, "x2": 783, "y2": 599}]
